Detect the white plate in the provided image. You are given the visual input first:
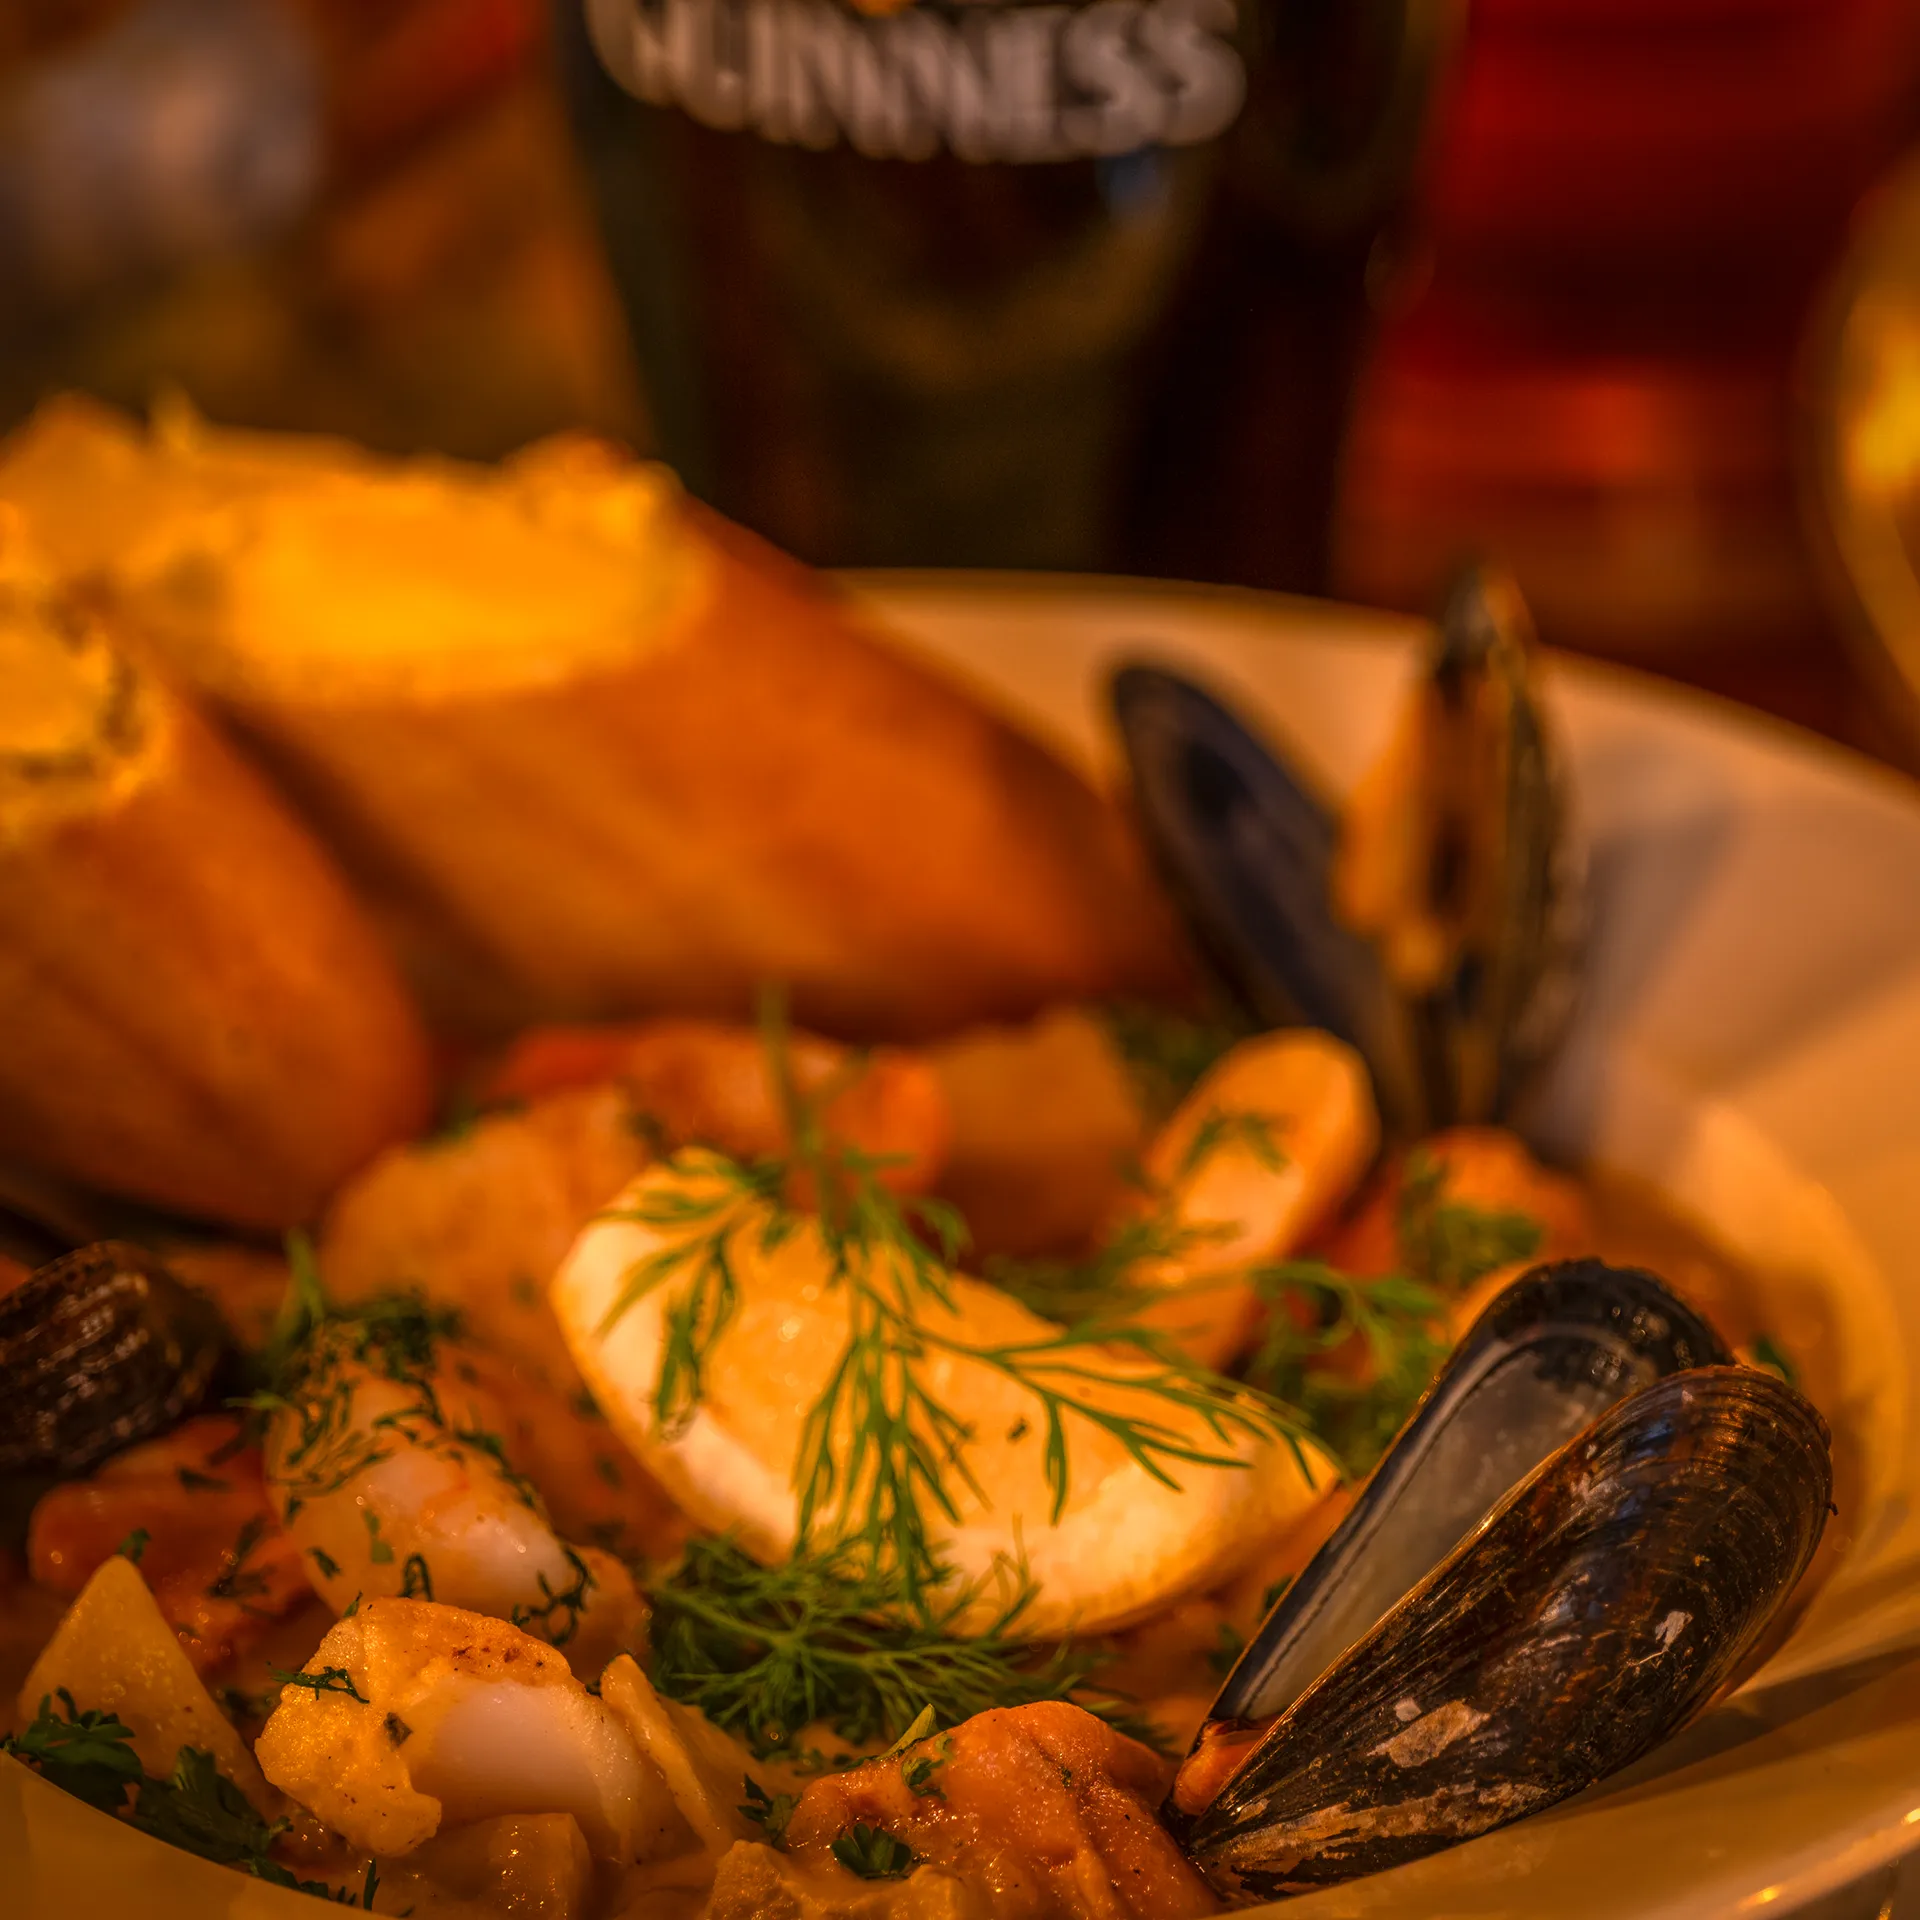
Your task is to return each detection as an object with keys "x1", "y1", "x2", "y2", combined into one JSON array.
[{"x1": 10, "y1": 574, "x2": 1920, "y2": 1917}]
